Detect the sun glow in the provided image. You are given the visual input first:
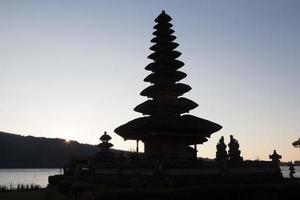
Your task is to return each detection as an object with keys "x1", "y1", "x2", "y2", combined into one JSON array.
[{"x1": 63, "y1": 139, "x2": 71, "y2": 144}]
